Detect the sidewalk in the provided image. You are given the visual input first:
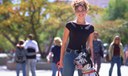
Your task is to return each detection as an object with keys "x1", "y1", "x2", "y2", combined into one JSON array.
[{"x1": 0, "y1": 63, "x2": 128, "y2": 76}]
